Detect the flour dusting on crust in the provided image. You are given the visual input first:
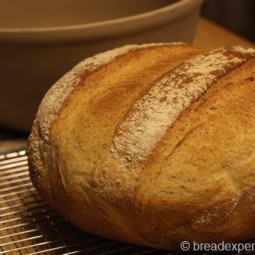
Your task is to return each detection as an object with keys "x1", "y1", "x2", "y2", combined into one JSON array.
[
  {"x1": 111, "y1": 46, "x2": 255, "y2": 163},
  {"x1": 35, "y1": 43, "x2": 182, "y2": 143},
  {"x1": 28, "y1": 43, "x2": 184, "y2": 176}
]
